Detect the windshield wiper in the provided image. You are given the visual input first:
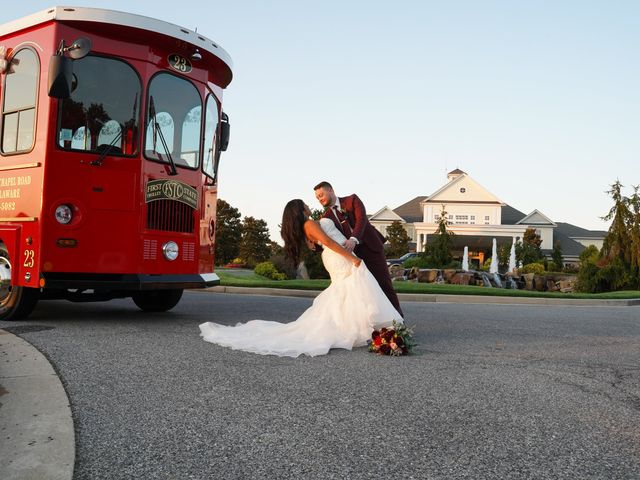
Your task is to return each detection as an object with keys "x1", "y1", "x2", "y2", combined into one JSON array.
[
  {"x1": 149, "y1": 96, "x2": 177, "y2": 176},
  {"x1": 91, "y1": 123, "x2": 123, "y2": 167}
]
